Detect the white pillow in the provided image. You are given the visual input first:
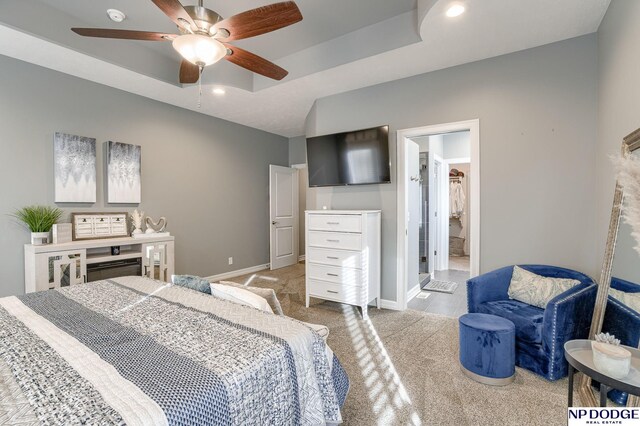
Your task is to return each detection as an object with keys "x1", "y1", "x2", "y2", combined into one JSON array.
[
  {"x1": 609, "y1": 288, "x2": 640, "y2": 313},
  {"x1": 210, "y1": 283, "x2": 273, "y2": 313},
  {"x1": 507, "y1": 266, "x2": 581, "y2": 309}
]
